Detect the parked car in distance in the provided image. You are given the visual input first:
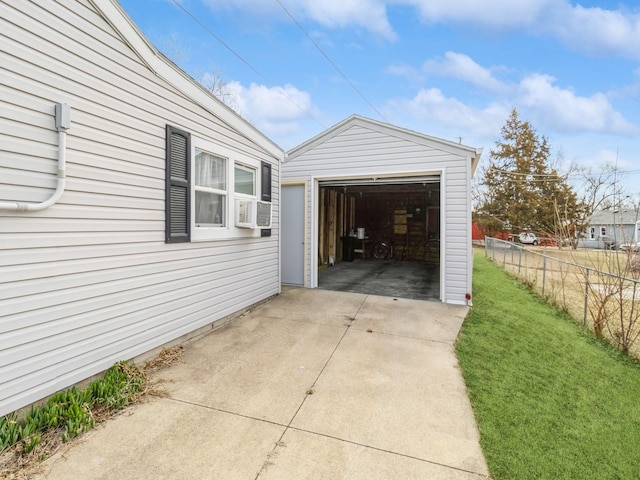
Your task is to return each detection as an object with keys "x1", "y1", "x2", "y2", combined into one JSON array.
[
  {"x1": 518, "y1": 232, "x2": 539, "y2": 246},
  {"x1": 619, "y1": 242, "x2": 640, "y2": 252}
]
